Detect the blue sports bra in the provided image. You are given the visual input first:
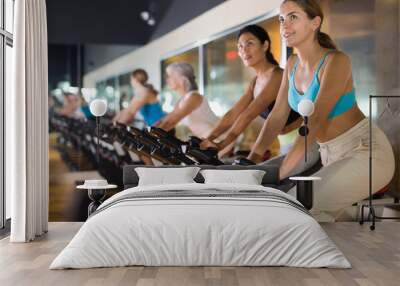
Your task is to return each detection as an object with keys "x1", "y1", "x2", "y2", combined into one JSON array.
[
  {"x1": 288, "y1": 51, "x2": 356, "y2": 119},
  {"x1": 139, "y1": 102, "x2": 165, "y2": 126}
]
